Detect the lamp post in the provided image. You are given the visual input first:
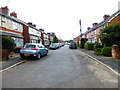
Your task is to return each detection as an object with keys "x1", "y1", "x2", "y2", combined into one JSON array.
[{"x1": 79, "y1": 19, "x2": 82, "y2": 39}]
